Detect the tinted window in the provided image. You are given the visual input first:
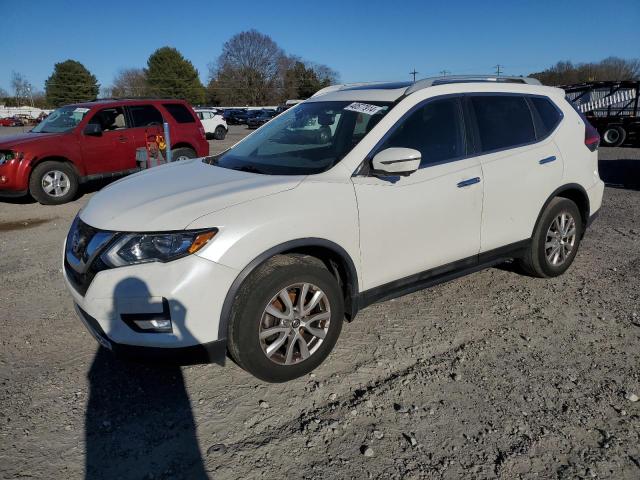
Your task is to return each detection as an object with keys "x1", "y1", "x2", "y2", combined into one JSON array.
[
  {"x1": 163, "y1": 103, "x2": 195, "y2": 123},
  {"x1": 530, "y1": 97, "x2": 561, "y2": 136},
  {"x1": 128, "y1": 105, "x2": 164, "y2": 127},
  {"x1": 471, "y1": 95, "x2": 535, "y2": 152},
  {"x1": 381, "y1": 97, "x2": 464, "y2": 167}
]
